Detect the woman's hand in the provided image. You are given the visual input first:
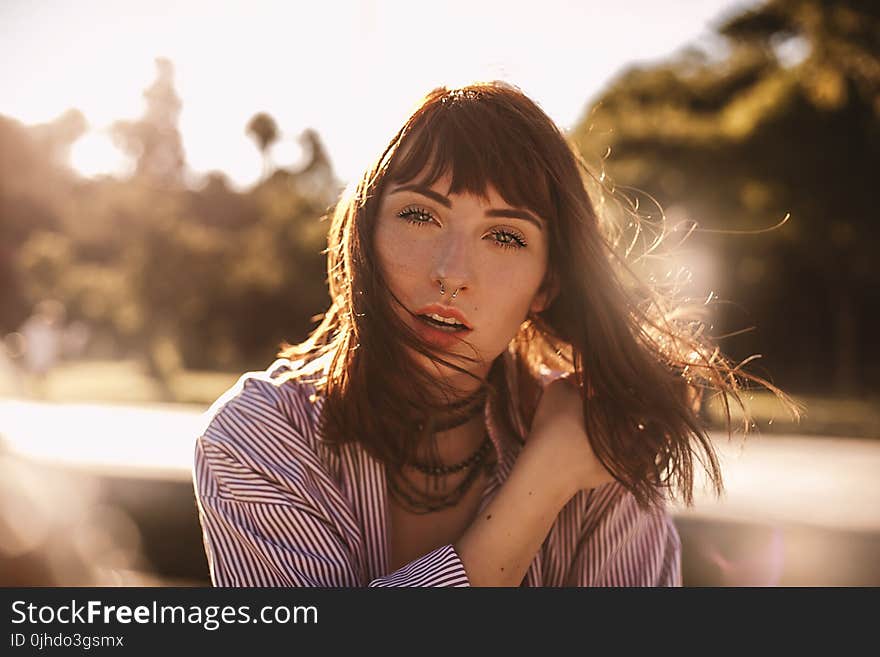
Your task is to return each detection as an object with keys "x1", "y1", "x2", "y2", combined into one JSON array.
[{"x1": 525, "y1": 376, "x2": 615, "y2": 495}]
